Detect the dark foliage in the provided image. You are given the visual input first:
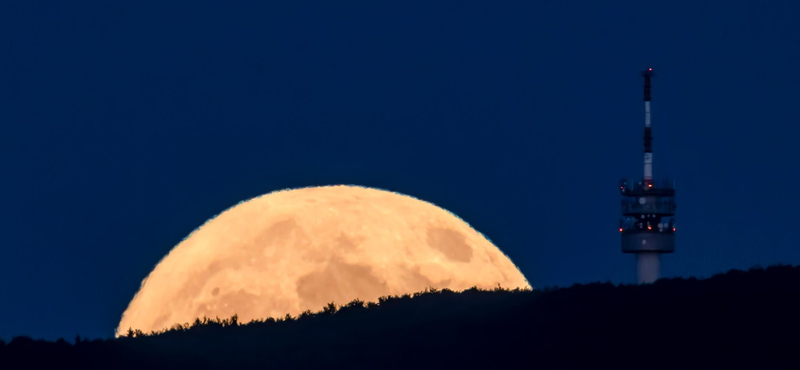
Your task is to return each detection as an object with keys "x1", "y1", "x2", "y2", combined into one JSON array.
[{"x1": 3, "y1": 265, "x2": 800, "y2": 369}]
